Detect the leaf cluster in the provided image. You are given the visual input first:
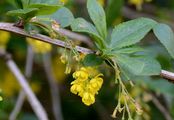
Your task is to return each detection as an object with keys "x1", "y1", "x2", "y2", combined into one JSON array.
[
  {"x1": 71, "y1": 0, "x2": 174, "y2": 79},
  {"x1": 7, "y1": 0, "x2": 62, "y2": 22}
]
